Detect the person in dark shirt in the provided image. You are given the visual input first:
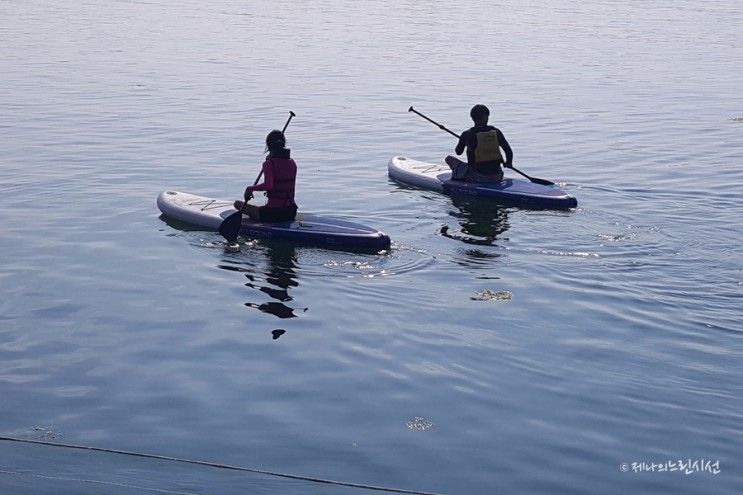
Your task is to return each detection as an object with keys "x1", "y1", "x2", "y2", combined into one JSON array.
[{"x1": 445, "y1": 104, "x2": 513, "y2": 182}]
